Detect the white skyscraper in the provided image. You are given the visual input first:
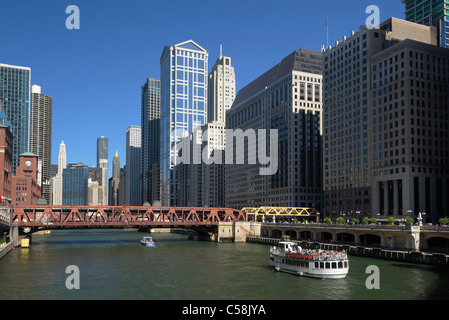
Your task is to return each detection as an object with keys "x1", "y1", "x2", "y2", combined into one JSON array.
[
  {"x1": 207, "y1": 49, "x2": 235, "y2": 123},
  {"x1": 126, "y1": 126, "x2": 141, "y2": 205},
  {"x1": 52, "y1": 141, "x2": 67, "y2": 205}
]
